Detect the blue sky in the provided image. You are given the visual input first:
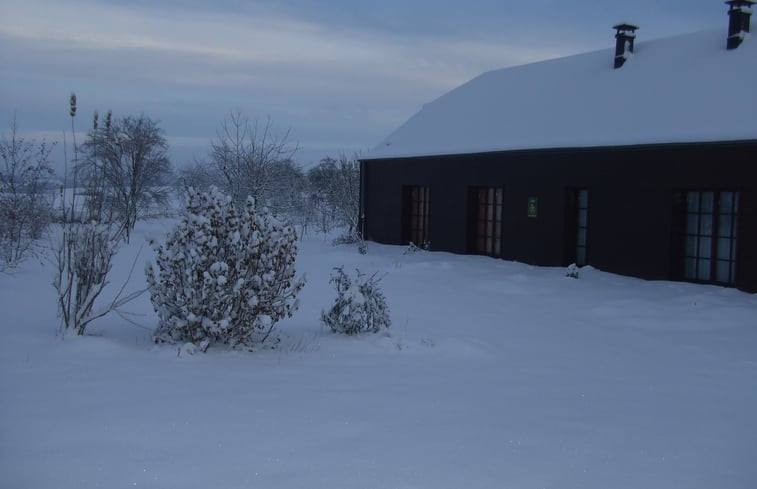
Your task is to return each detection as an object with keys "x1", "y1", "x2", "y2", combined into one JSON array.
[{"x1": 0, "y1": 0, "x2": 726, "y2": 168}]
